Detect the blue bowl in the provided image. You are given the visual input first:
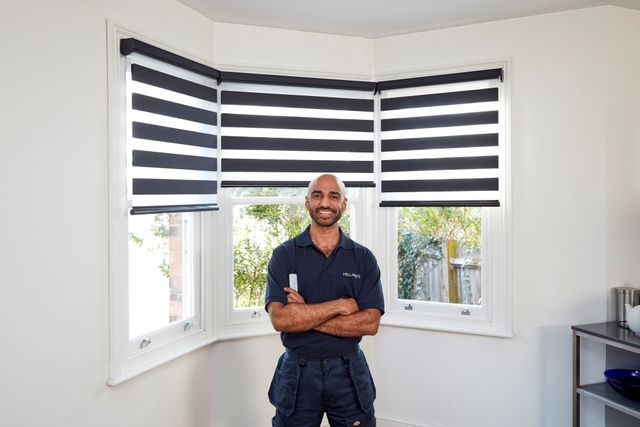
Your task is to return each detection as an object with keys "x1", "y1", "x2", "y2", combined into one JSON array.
[{"x1": 604, "y1": 369, "x2": 640, "y2": 400}]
